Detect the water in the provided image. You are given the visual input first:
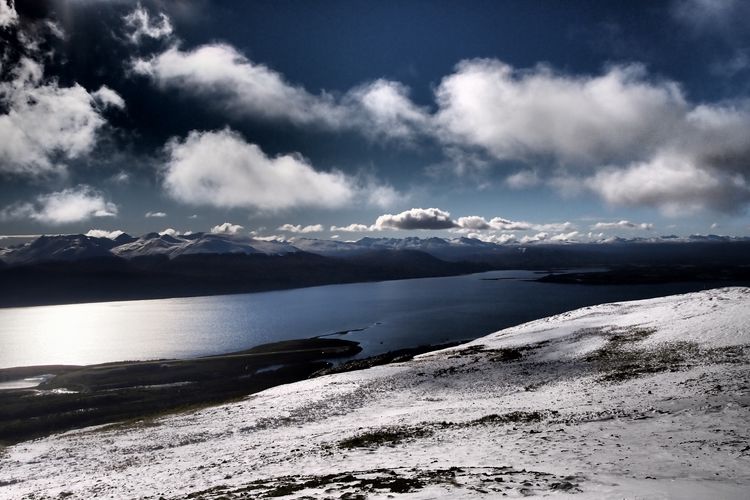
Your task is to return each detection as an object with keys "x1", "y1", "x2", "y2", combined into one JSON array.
[{"x1": 0, "y1": 270, "x2": 724, "y2": 368}]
